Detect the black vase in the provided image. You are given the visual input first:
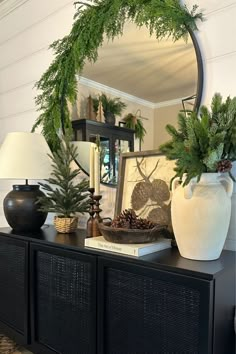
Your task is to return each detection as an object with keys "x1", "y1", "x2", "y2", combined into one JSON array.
[
  {"x1": 3, "y1": 185, "x2": 47, "y2": 232},
  {"x1": 105, "y1": 111, "x2": 116, "y2": 125}
]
